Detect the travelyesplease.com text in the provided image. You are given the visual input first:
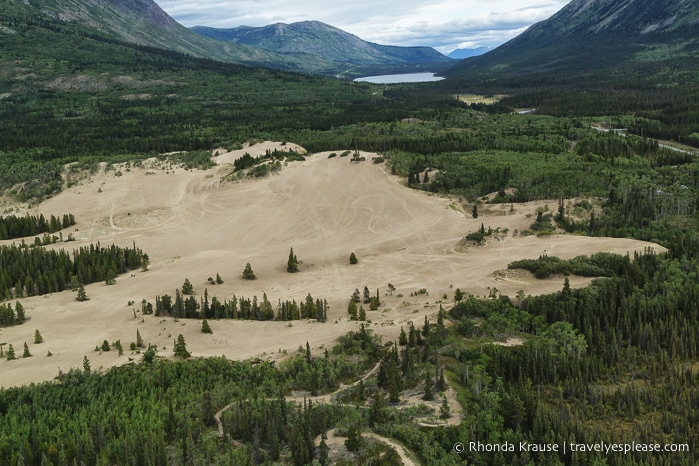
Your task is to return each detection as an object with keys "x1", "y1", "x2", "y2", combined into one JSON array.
[{"x1": 453, "y1": 441, "x2": 689, "y2": 455}]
